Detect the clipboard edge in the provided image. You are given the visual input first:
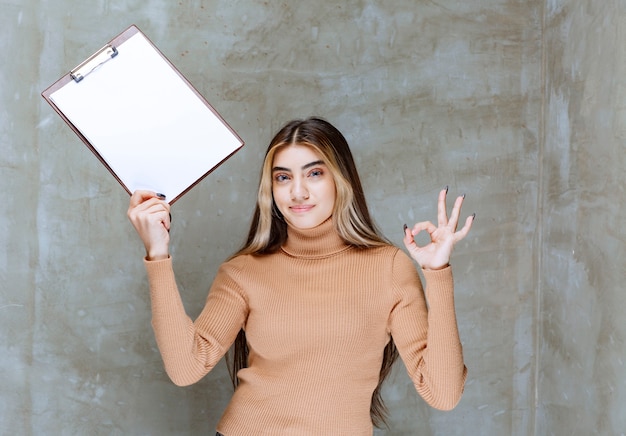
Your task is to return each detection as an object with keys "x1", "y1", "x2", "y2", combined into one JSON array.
[
  {"x1": 40, "y1": 25, "x2": 144, "y2": 199},
  {"x1": 136, "y1": 28, "x2": 245, "y2": 149},
  {"x1": 167, "y1": 142, "x2": 245, "y2": 205},
  {"x1": 41, "y1": 25, "x2": 141, "y2": 101}
]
